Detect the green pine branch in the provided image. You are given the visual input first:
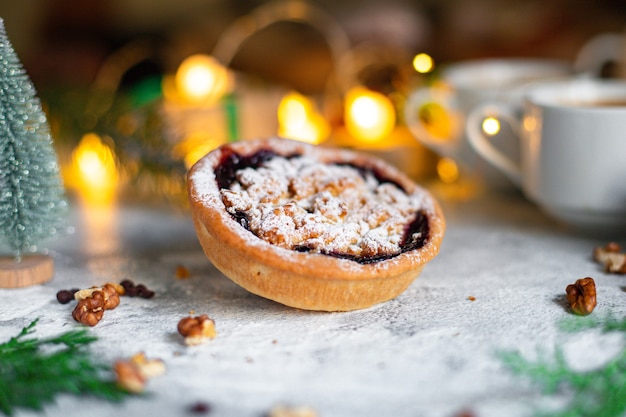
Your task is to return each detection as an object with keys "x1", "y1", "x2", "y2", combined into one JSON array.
[
  {"x1": 0, "y1": 319, "x2": 130, "y2": 416},
  {"x1": 500, "y1": 315, "x2": 626, "y2": 417}
]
